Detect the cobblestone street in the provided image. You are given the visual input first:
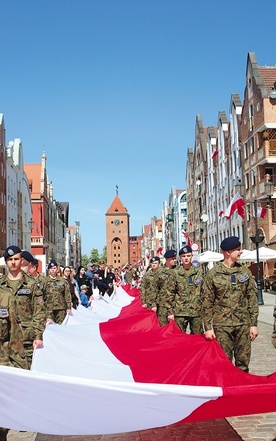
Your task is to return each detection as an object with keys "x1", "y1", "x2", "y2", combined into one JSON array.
[{"x1": 7, "y1": 292, "x2": 276, "y2": 441}]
